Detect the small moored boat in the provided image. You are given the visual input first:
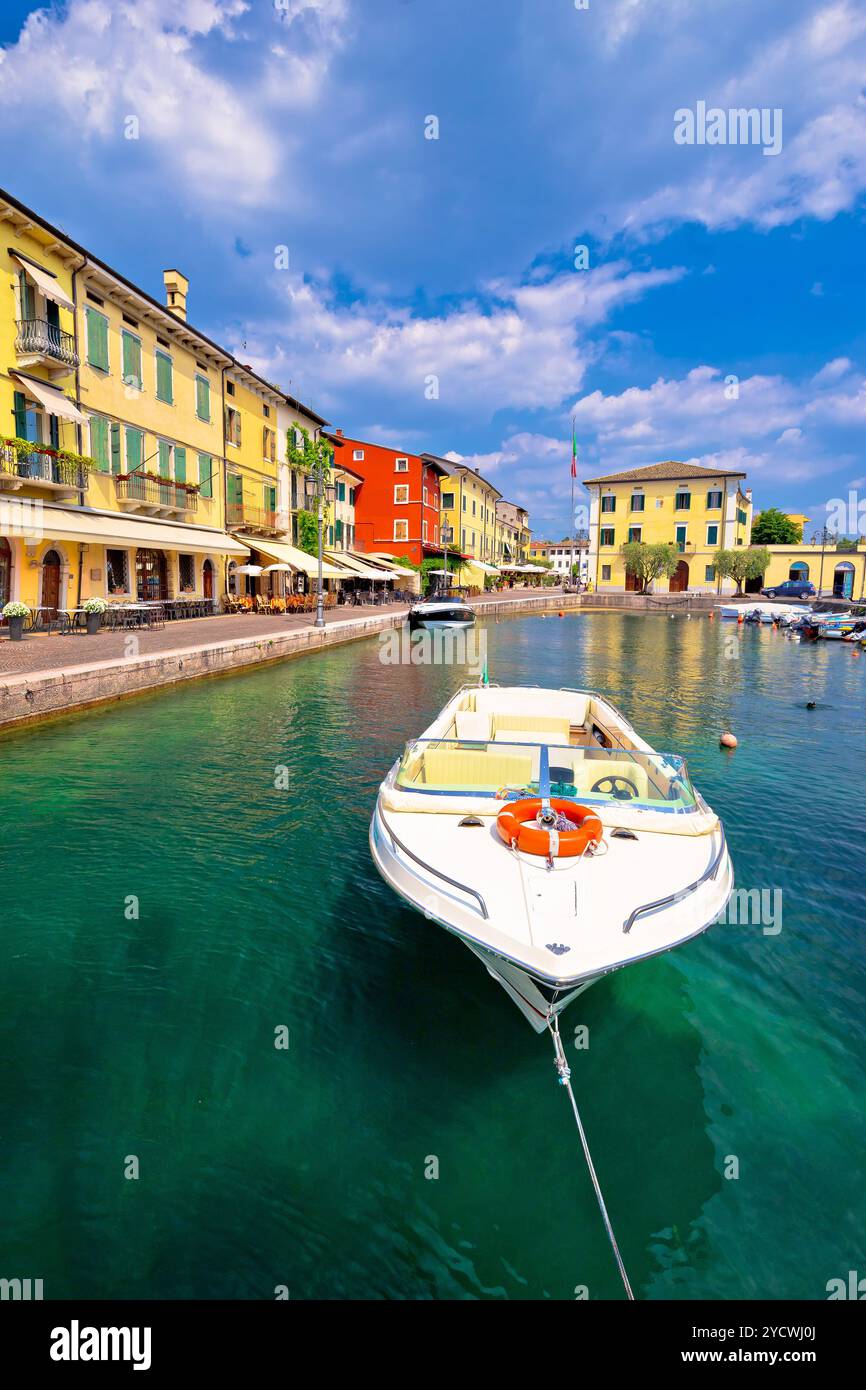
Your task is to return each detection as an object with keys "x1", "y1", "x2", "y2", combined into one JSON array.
[
  {"x1": 370, "y1": 684, "x2": 734, "y2": 1031},
  {"x1": 408, "y1": 598, "x2": 475, "y2": 631}
]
